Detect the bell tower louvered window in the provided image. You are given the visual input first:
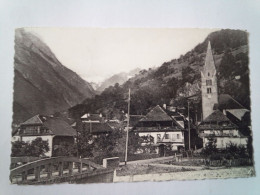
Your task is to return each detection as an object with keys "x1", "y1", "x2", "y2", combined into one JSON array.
[{"x1": 206, "y1": 79, "x2": 212, "y2": 86}]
